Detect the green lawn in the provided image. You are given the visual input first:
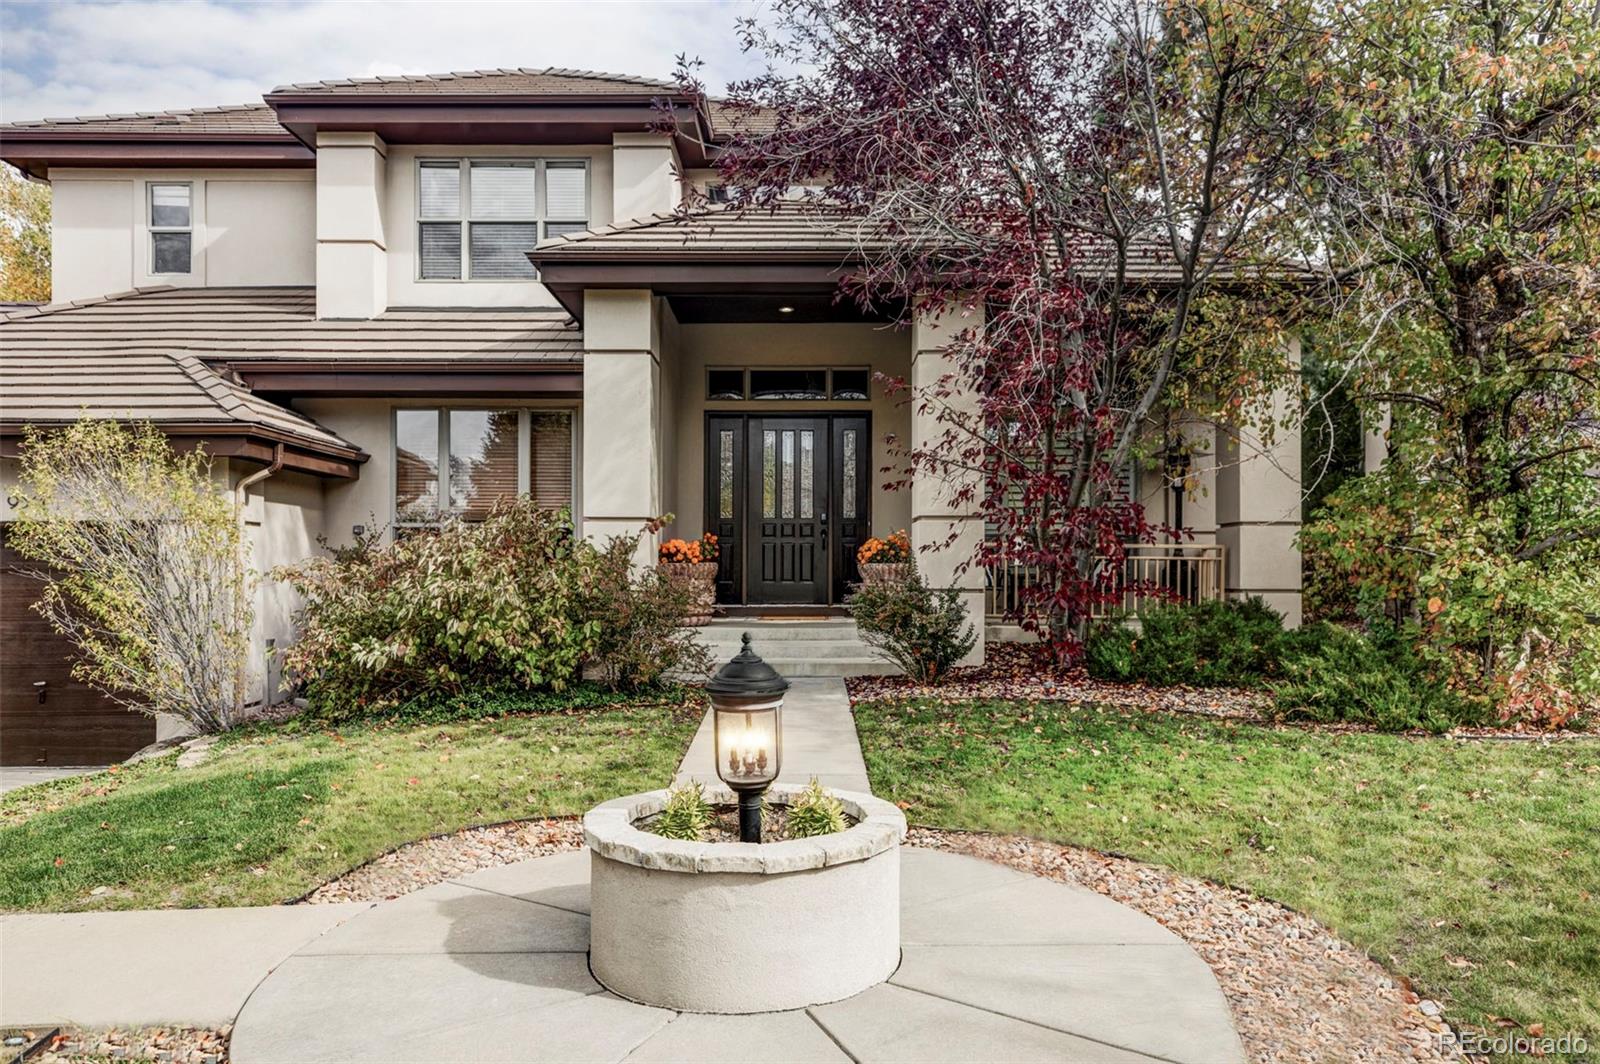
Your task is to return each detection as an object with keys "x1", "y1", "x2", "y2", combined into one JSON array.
[
  {"x1": 0, "y1": 698, "x2": 700, "y2": 912},
  {"x1": 855, "y1": 698, "x2": 1598, "y2": 1053}
]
